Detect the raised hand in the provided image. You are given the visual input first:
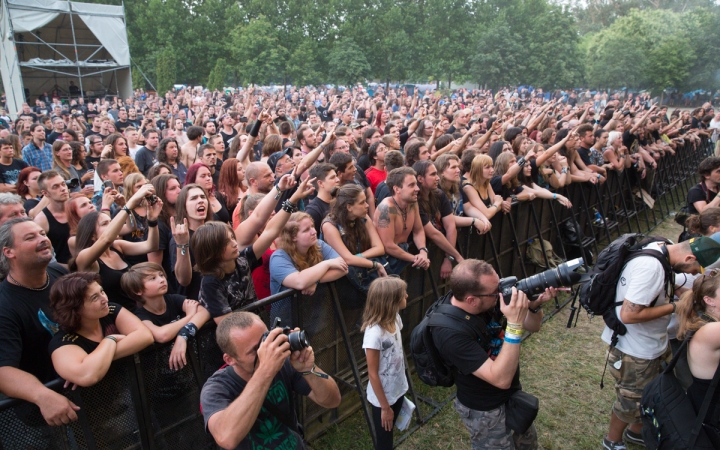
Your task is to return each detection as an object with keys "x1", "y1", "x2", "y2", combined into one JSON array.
[{"x1": 170, "y1": 216, "x2": 189, "y2": 245}]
